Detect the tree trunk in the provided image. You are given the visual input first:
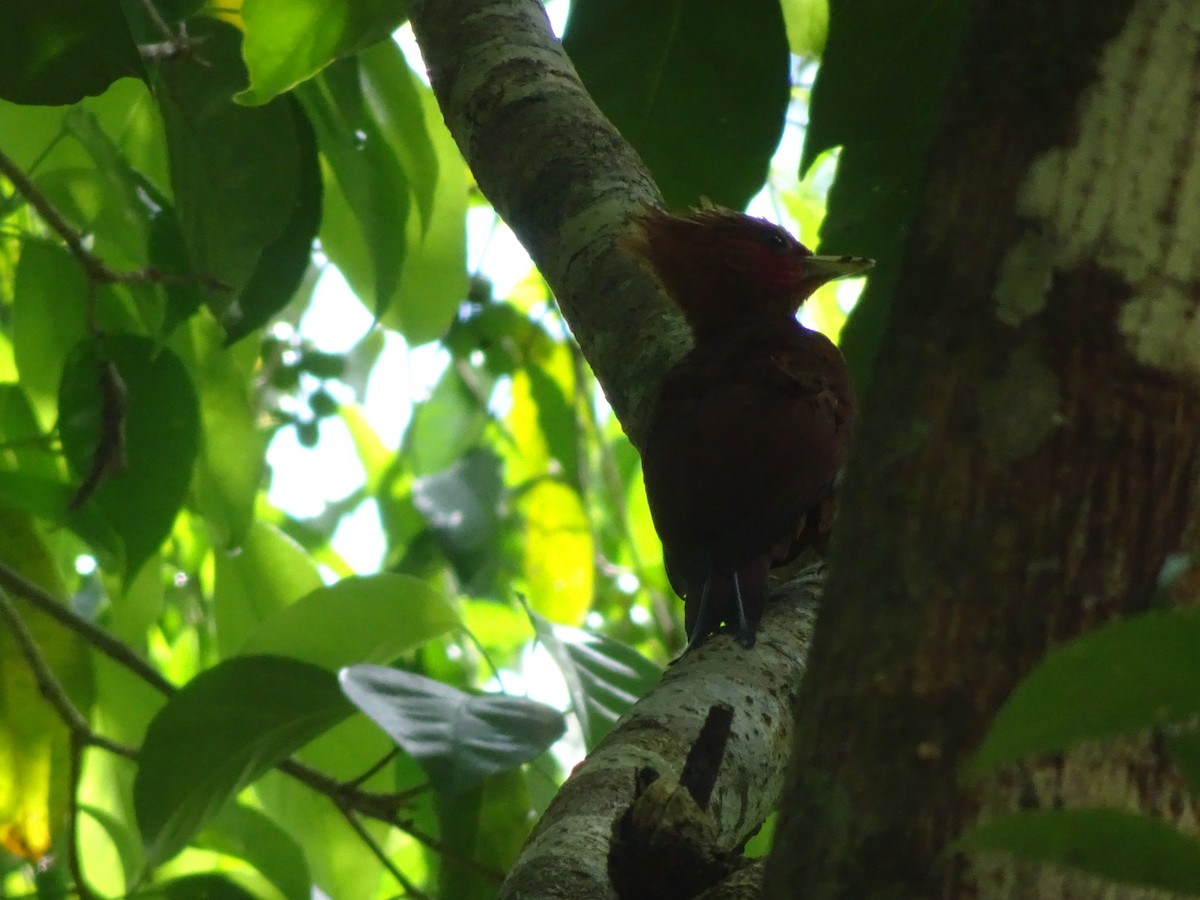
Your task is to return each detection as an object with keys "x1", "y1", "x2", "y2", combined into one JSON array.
[{"x1": 766, "y1": 1, "x2": 1200, "y2": 897}]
